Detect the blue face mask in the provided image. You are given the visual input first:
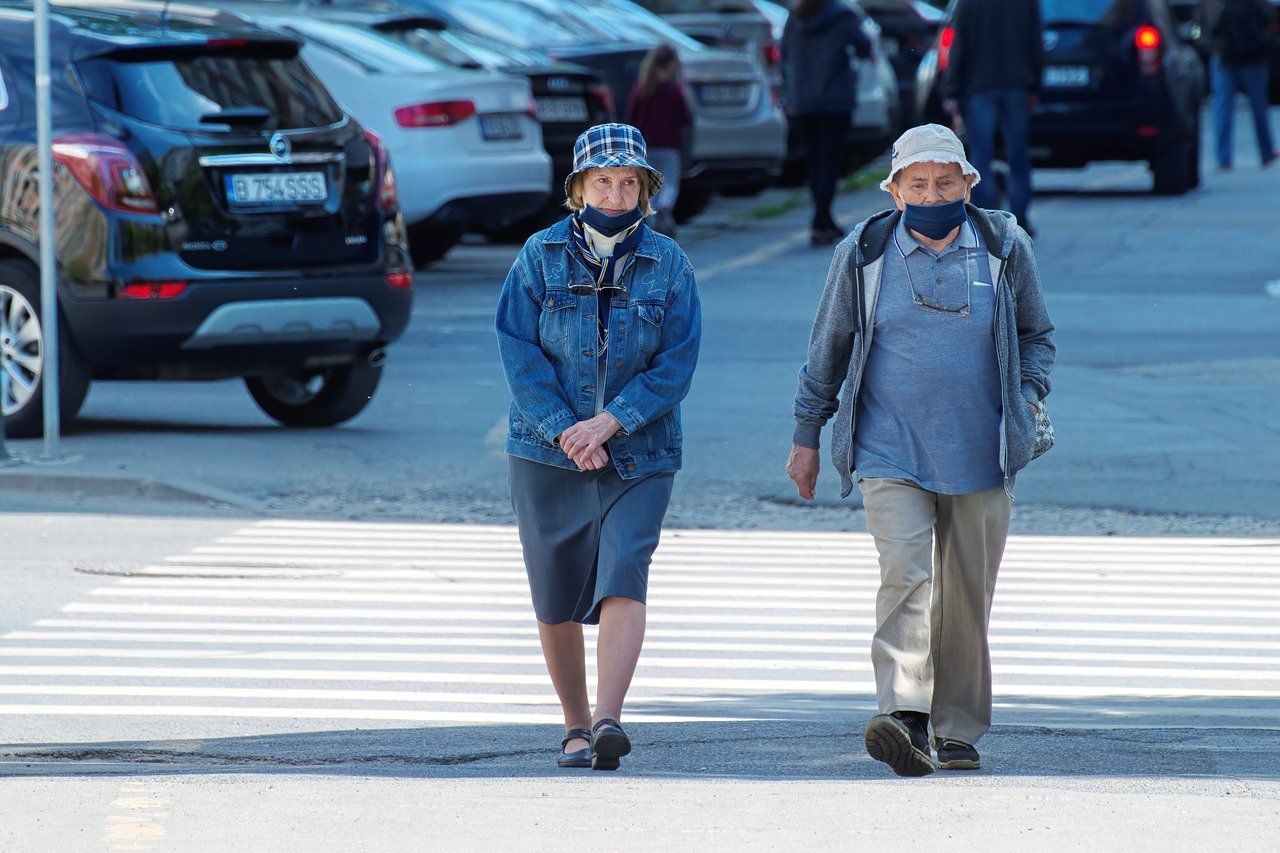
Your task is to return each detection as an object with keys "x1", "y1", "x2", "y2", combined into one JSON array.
[
  {"x1": 578, "y1": 204, "x2": 644, "y2": 237},
  {"x1": 903, "y1": 198, "x2": 967, "y2": 240}
]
